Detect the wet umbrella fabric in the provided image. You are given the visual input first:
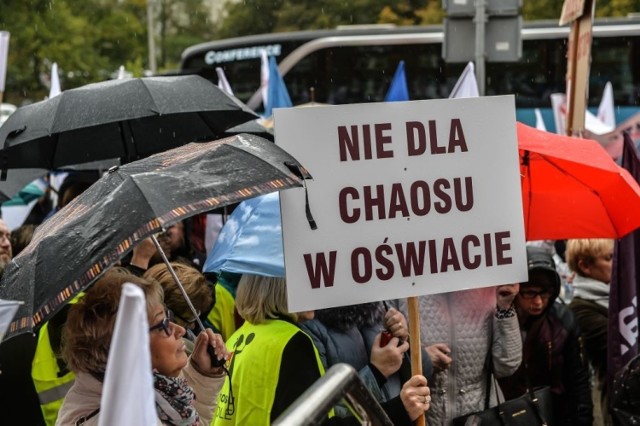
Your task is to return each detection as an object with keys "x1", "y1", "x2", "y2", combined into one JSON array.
[
  {"x1": 0, "y1": 75, "x2": 258, "y2": 171},
  {"x1": 204, "y1": 192, "x2": 284, "y2": 277},
  {"x1": 518, "y1": 122, "x2": 640, "y2": 240},
  {"x1": 0, "y1": 133, "x2": 310, "y2": 340}
]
